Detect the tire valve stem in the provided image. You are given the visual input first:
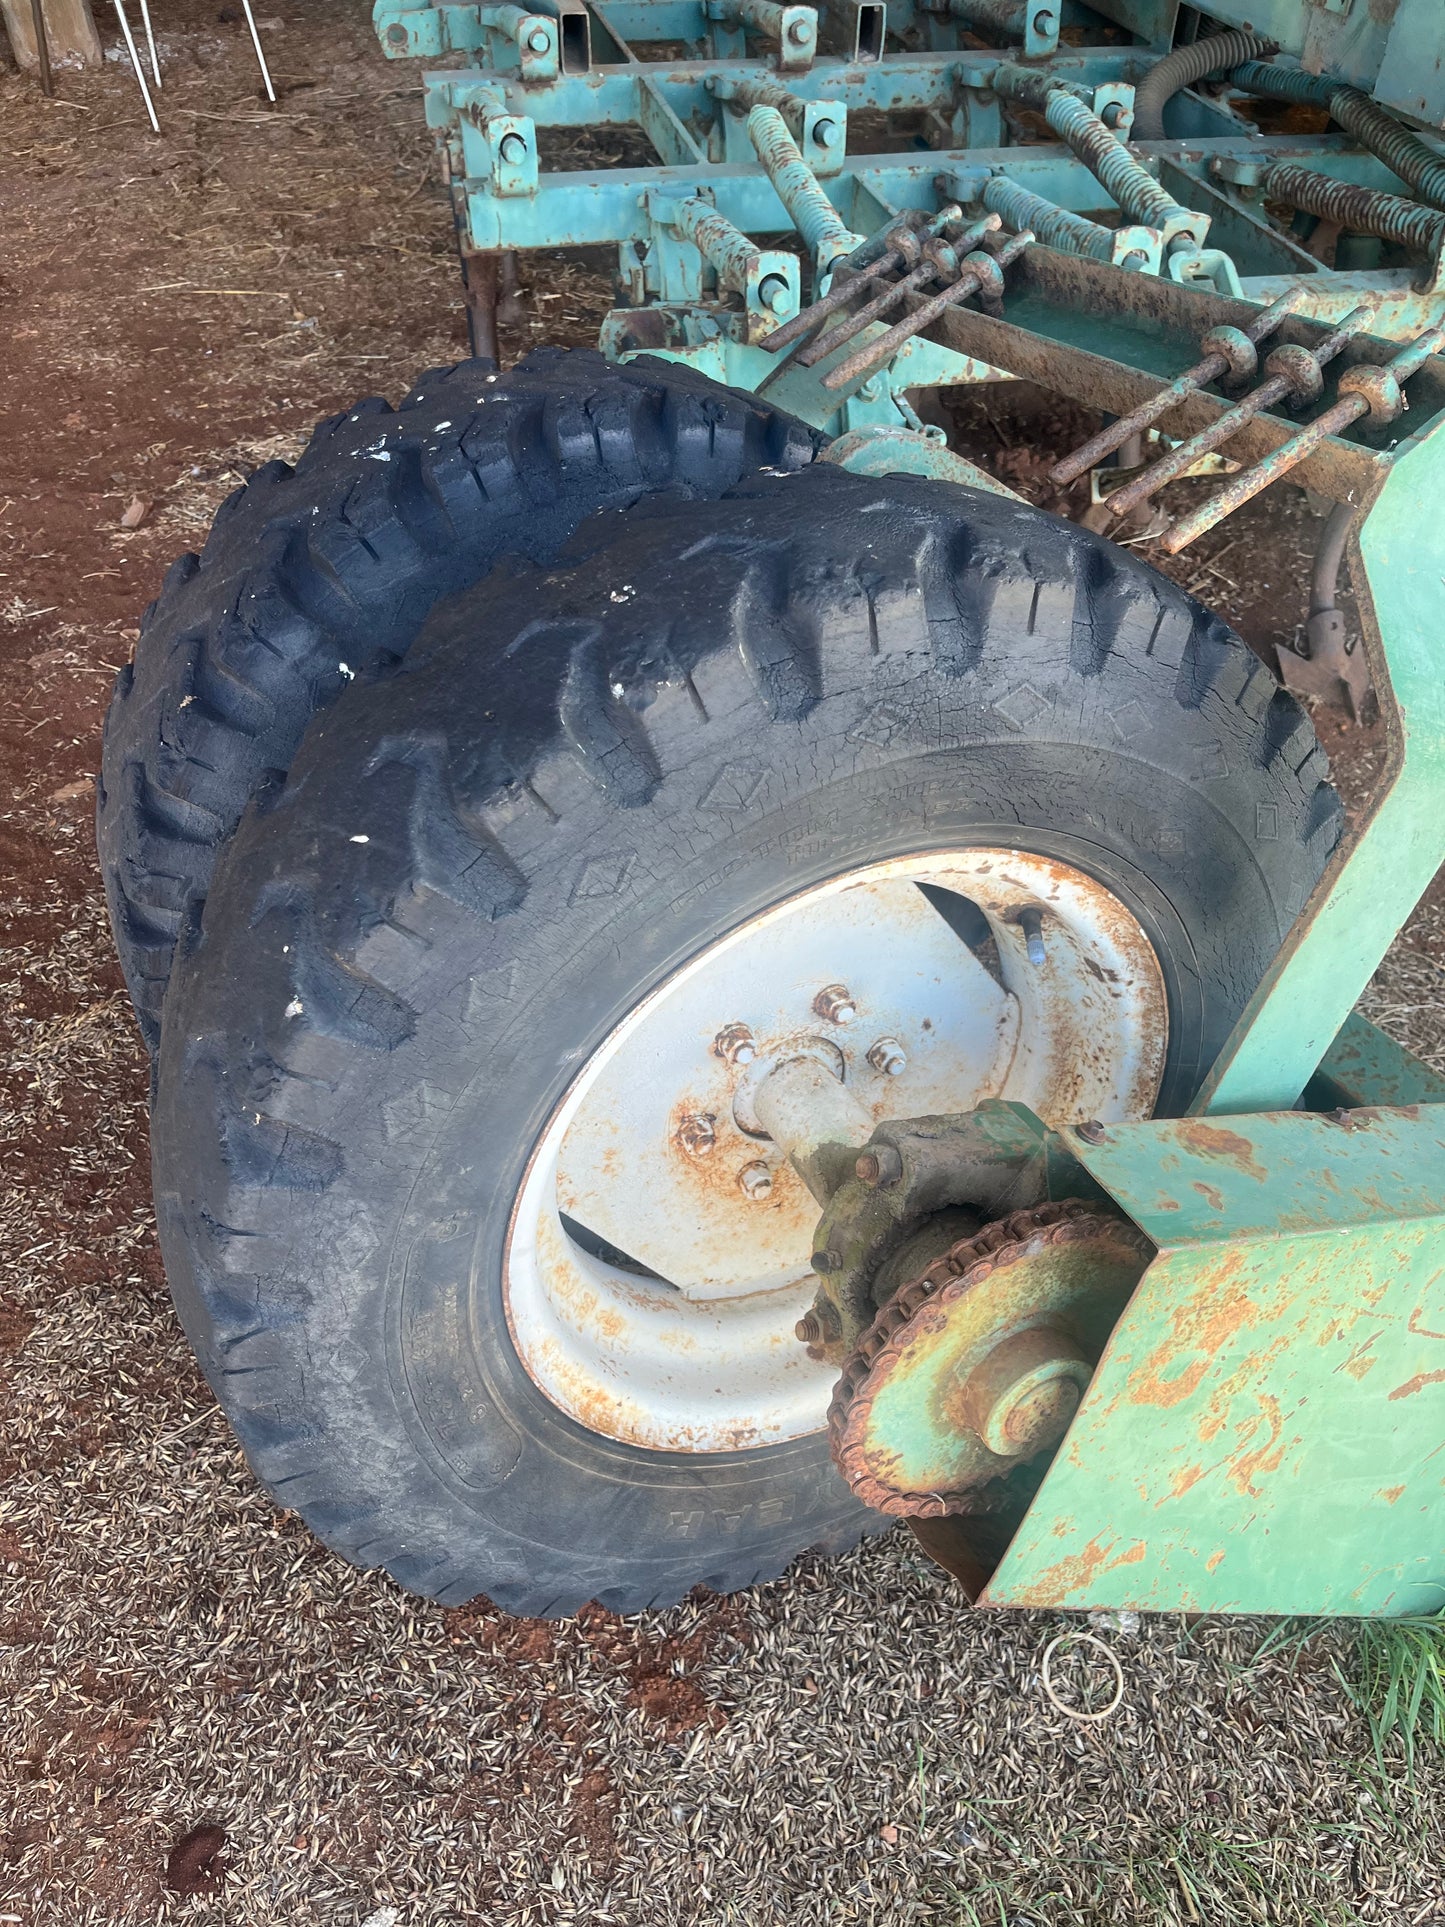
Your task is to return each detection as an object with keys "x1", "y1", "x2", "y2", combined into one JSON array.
[{"x1": 1019, "y1": 907, "x2": 1047, "y2": 968}]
